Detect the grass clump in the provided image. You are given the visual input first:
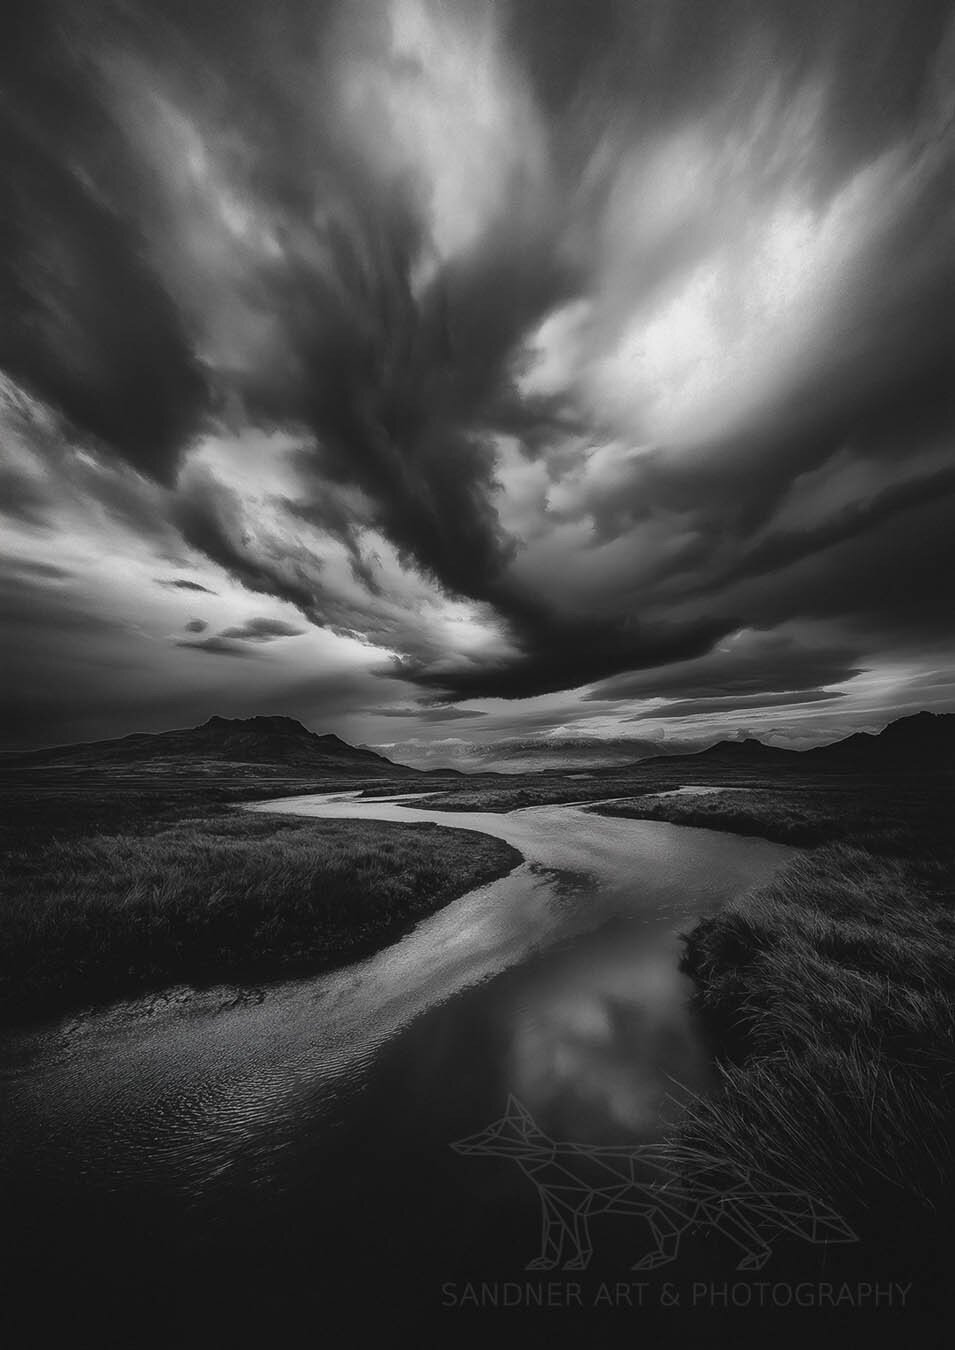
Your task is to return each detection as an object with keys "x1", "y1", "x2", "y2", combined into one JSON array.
[{"x1": 674, "y1": 842, "x2": 955, "y2": 1278}]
